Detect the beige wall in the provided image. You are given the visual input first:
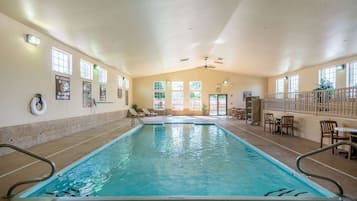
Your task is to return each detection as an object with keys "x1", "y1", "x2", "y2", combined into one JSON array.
[
  {"x1": 264, "y1": 110, "x2": 357, "y2": 144},
  {"x1": 267, "y1": 55, "x2": 357, "y2": 94},
  {"x1": 133, "y1": 68, "x2": 267, "y2": 114},
  {"x1": 266, "y1": 55, "x2": 357, "y2": 143},
  {"x1": 0, "y1": 13, "x2": 131, "y2": 127}
]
